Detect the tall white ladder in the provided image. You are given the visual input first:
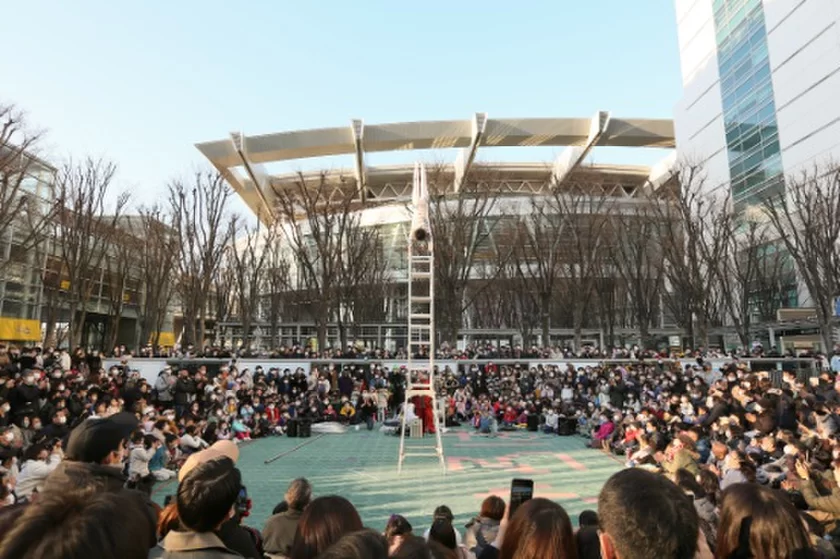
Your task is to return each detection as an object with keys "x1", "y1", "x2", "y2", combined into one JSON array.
[{"x1": 398, "y1": 163, "x2": 446, "y2": 474}]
